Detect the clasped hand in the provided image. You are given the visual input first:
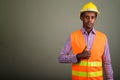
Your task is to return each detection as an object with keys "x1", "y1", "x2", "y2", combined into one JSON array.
[{"x1": 76, "y1": 46, "x2": 91, "y2": 60}]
